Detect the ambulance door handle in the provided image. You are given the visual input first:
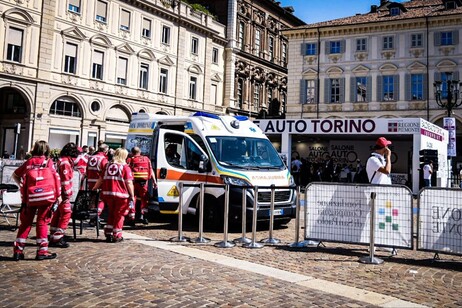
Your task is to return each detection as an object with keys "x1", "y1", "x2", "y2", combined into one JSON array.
[{"x1": 160, "y1": 167, "x2": 167, "y2": 179}]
